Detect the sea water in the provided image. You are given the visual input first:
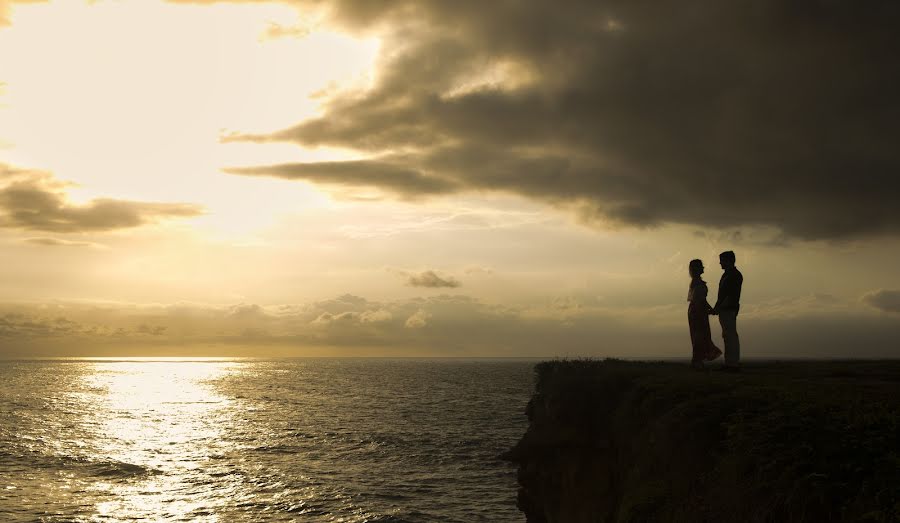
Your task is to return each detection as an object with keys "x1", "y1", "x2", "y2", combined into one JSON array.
[{"x1": 0, "y1": 358, "x2": 535, "y2": 522}]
